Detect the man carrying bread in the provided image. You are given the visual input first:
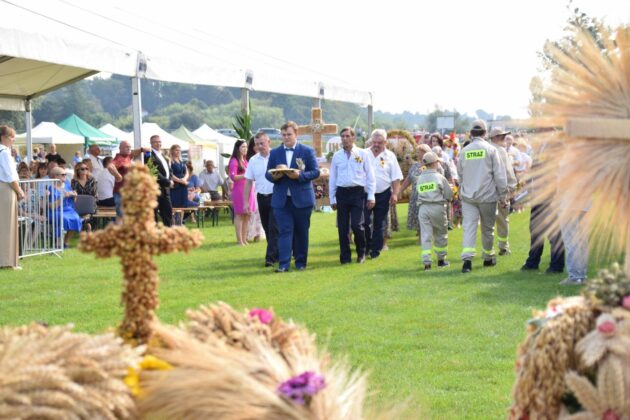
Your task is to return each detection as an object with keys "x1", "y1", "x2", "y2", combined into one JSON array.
[{"x1": 265, "y1": 121, "x2": 320, "y2": 272}]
